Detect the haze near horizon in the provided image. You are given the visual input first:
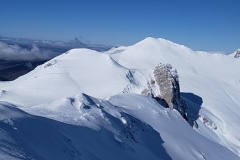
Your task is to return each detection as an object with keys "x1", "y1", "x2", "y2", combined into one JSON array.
[{"x1": 0, "y1": 0, "x2": 239, "y2": 53}]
